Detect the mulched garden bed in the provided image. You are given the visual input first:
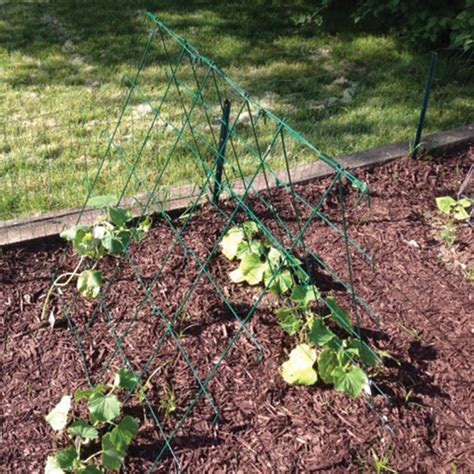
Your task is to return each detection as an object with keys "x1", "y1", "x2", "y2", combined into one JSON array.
[{"x1": 1, "y1": 145, "x2": 473, "y2": 473}]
